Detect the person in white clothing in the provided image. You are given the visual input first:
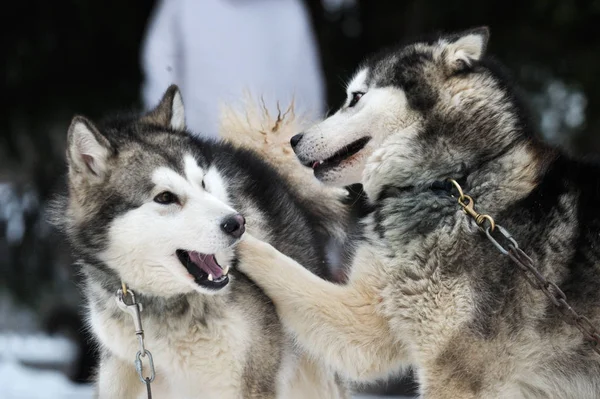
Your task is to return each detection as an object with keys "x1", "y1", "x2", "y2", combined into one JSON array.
[{"x1": 142, "y1": 0, "x2": 325, "y2": 138}]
